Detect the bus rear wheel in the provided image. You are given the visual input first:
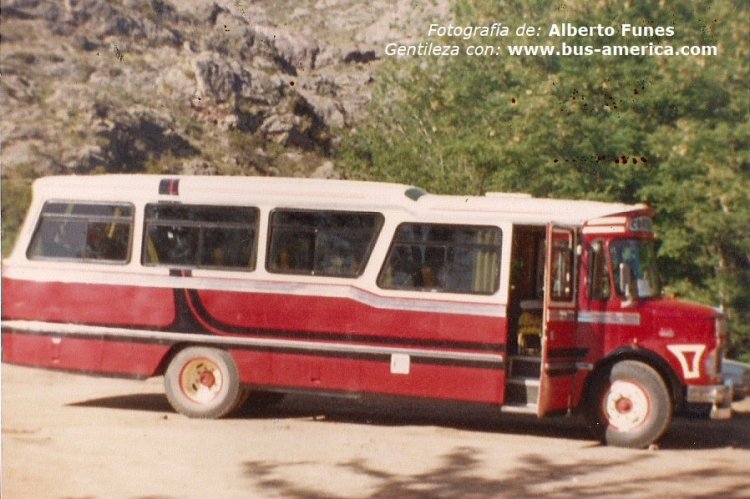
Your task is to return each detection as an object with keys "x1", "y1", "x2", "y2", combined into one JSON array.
[
  {"x1": 165, "y1": 347, "x2": 243, "y2": 419},
  {"x1": 585, "y1": 360, "x2": 672, "y2": 449}
]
